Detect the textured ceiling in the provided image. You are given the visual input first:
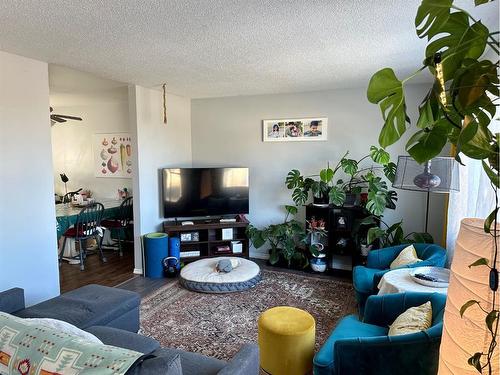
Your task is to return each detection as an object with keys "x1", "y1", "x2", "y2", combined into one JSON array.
[{"x1": 0, "y1": 0, "x2": 498, "y2": 98}]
